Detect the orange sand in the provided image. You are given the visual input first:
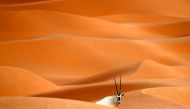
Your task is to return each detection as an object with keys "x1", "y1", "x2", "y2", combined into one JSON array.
[{"x1": 0, "y1": 0, "x2": 190, "y2": 109}]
